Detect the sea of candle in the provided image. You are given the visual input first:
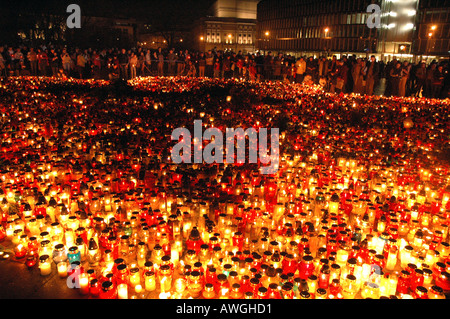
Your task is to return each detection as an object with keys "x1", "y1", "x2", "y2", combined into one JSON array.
[{"x1": 0, "y1": 76, "x2": 448, "y2": 300}]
